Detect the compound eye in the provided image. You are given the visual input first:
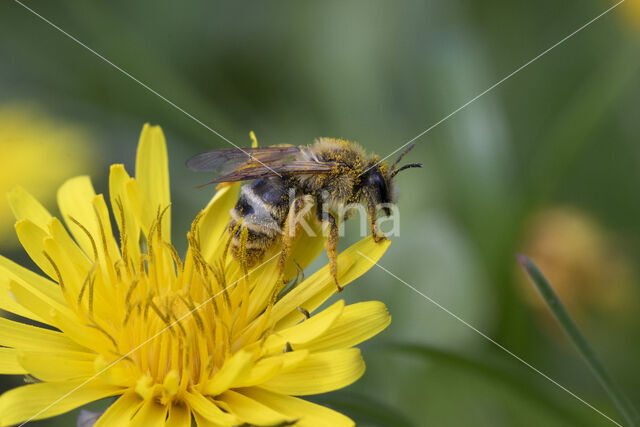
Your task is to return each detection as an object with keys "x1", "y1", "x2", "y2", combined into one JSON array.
[
  {"x1": 366, "y1": 169, "x2": 389, "y2": 204},
  {"x1": 367, "y1": 171, "x2": 384, "y2": 190}
]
